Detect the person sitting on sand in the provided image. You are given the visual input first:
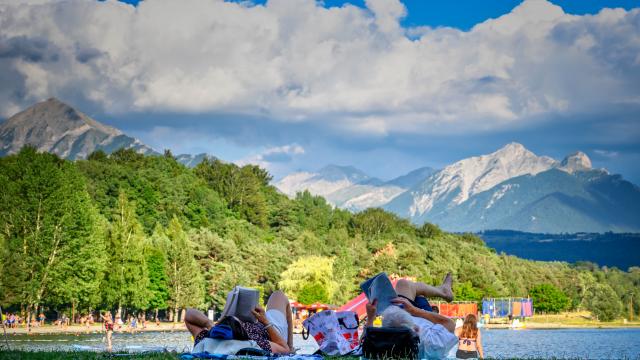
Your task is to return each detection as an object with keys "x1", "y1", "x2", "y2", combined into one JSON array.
[
  {"x1": 454, "y1": 314, "x2": 484, "y2": 359},
  {"x1": 365, "y1": 276, "x2": 458, "y2": 359},
  {"x1": 185, "y1": 290, "x2": 293, "y2": 355}
]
